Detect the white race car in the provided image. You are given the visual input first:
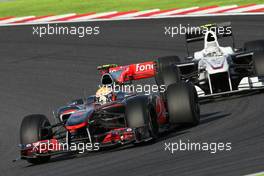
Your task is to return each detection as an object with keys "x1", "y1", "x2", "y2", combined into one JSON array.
[{"x1": 155, "y1": 22, "x2": 264, "y2": 99}]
